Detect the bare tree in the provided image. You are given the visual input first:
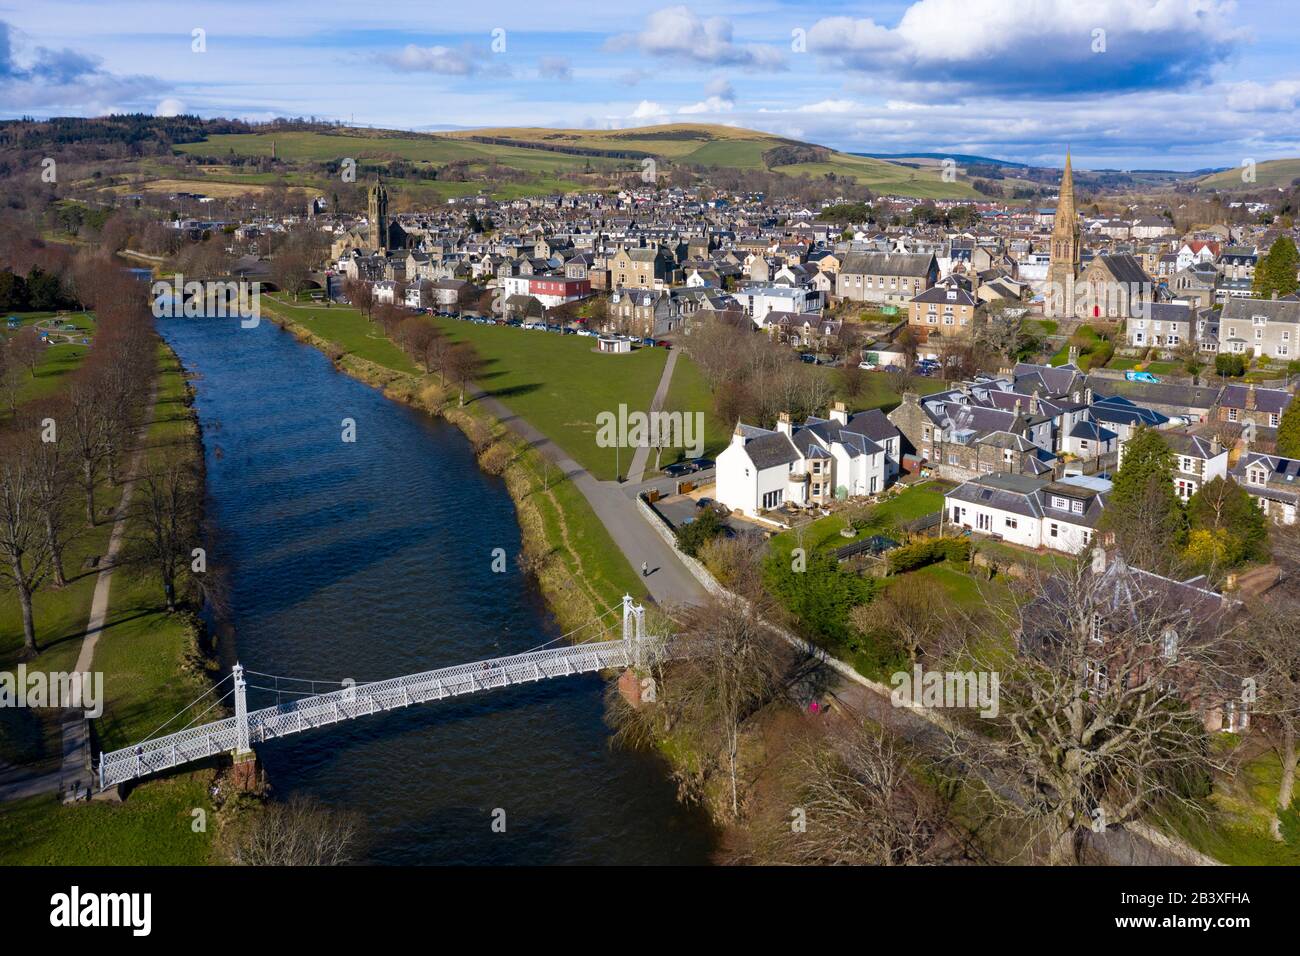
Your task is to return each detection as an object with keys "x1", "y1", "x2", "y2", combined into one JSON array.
[
  {"x1": 752, "y1": 721, "x2": 956, "y2": 865},
  {"x1": 9, "y1": 326, "x2": 44, "y2": 379},
  {"x1": 127, "y1": 454, "x2": 202, "y2": 612},
  {"x1": 668, "y1": 594, "x2": 787, "y2": 819},
  {"x1": 0, "y1": 427, "x2": 53, "y2": 653},
  {"x1": 964, "y1": 551, "x2": 1232, "y2": 865},
  {"x1": 66, "y1": 373, "x2": 108, "y2": 524},
  {"x1": 853, "y1": 573, "x2": 963, "y2": 666},
  {"x1": 1233, "y1": 595, "x2": 1300, "y2": 839},
  {"x1": 226, "y1": 796, "x2": 363, "y2": 866},
  {"x1": 443, "y1": 341, "x2": 483, "y2": 407},
  {"x1": 22, "y1": 404, "x2": 76, "y2": 587}
]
